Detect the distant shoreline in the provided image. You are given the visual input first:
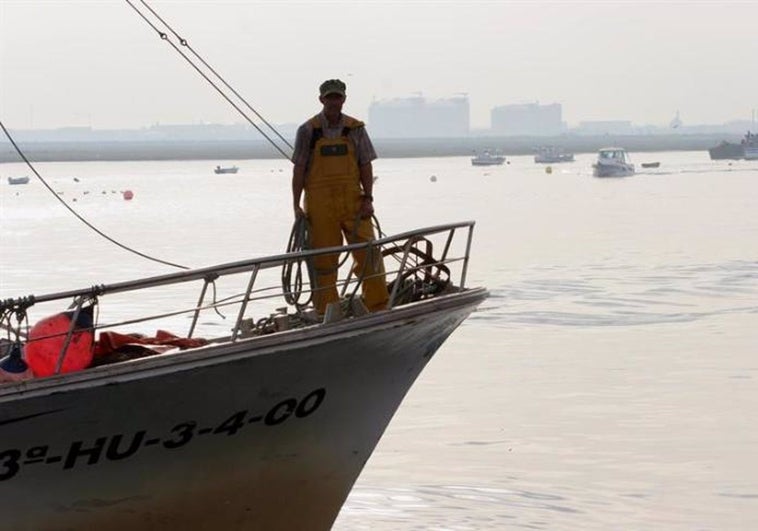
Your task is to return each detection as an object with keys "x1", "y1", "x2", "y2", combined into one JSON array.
[{"x1": 0, "y1": 134, "x2": 735, "y2": 163}]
